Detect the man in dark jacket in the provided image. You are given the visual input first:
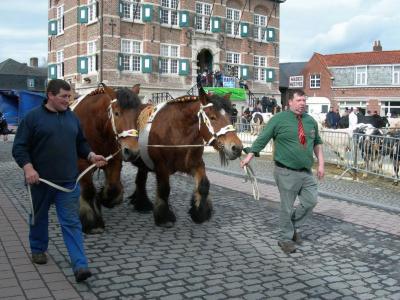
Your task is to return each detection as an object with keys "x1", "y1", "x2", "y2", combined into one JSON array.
[{"x1": 12, "y1": 79, "x2": 107, "y2": 282}]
